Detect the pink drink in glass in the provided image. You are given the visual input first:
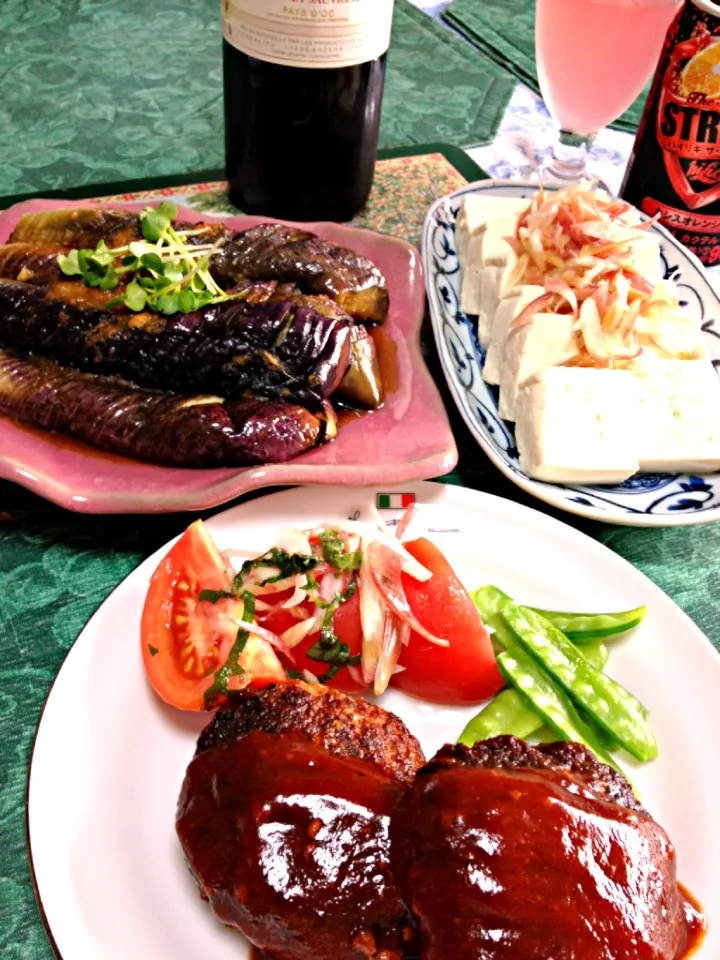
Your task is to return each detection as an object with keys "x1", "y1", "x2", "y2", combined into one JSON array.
[{"x1": 536, "y1": 0, "x2": 682, "y2": 135}]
